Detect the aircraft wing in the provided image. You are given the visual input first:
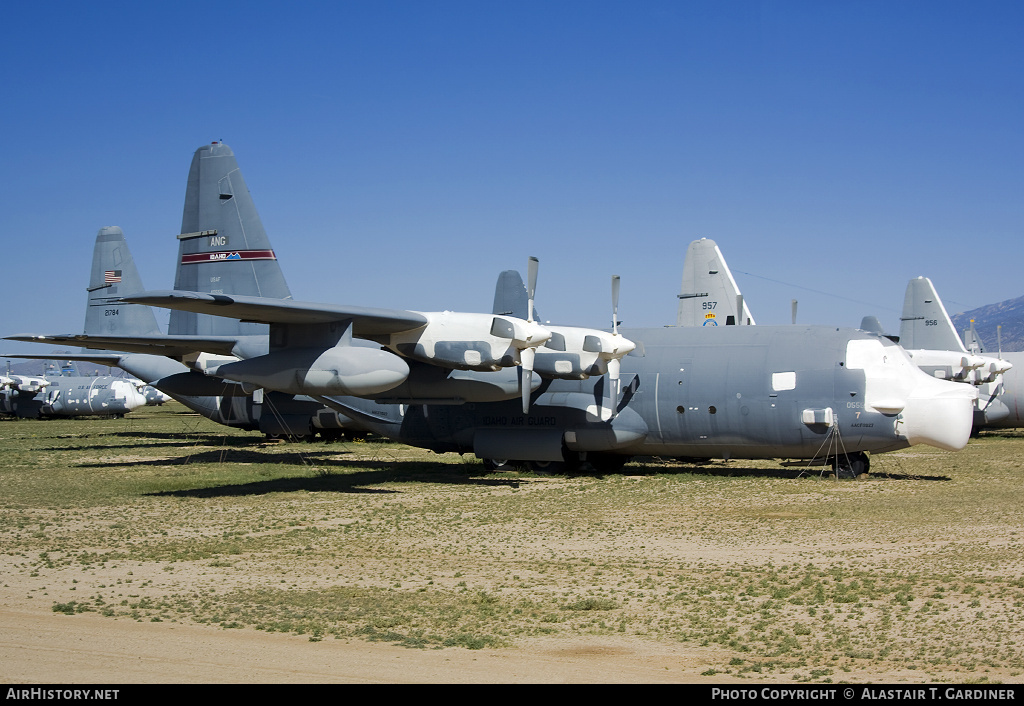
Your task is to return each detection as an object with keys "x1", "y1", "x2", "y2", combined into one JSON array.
[
  {"x1": 5, "y1": 333, "x2": 247, "y2": 357},
  {"x1": 2, "y1": 351, "x2": 129, "y2": 366},
  {"x1": 122, "y1": 291, "x2": 429, "y2": 337}
]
